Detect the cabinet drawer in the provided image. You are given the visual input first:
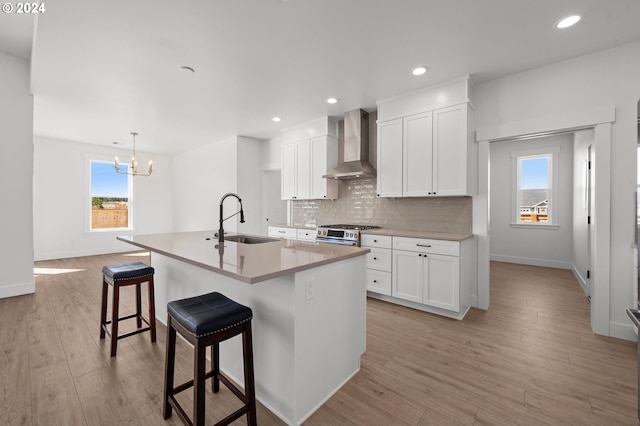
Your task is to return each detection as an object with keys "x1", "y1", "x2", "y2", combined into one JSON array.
[
  {"x1": 366, "y1": 269, "x2": 391, "y2": 296},
  {"x1": 361, "y1": 234, "x2": 392, "y2": 249},
  {"x1": 393, "y1": 237, "x2": 459, "y2": 256},
  {"x1": 268, "y1": 226, "x2": 297, "y2": 240},
  {"x1": 296, "y1": 228, "x2": 316, "y2": 241},
  {"x1": 366, "y1": 248, "x2": 392, "y2": 272}
]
